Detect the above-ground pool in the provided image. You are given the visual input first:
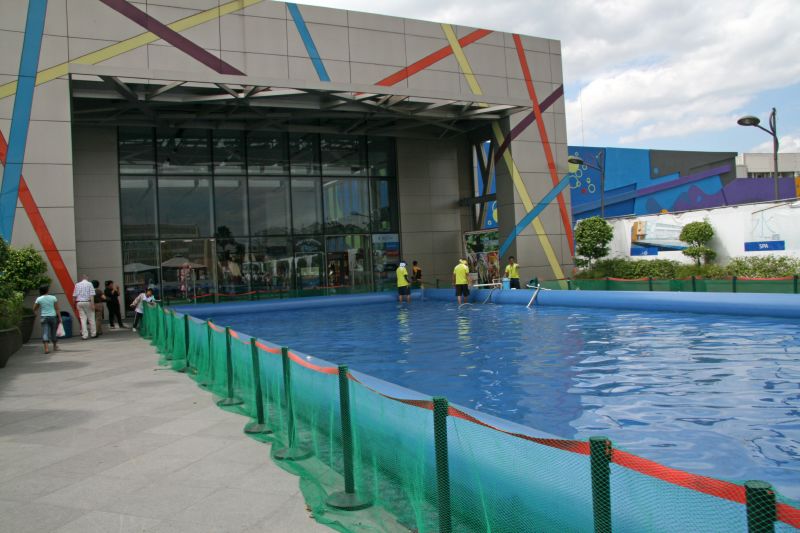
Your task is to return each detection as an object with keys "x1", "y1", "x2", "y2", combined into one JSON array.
[{"x1": 198, "y1": 296, "x2": 800, "y2": 502}]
